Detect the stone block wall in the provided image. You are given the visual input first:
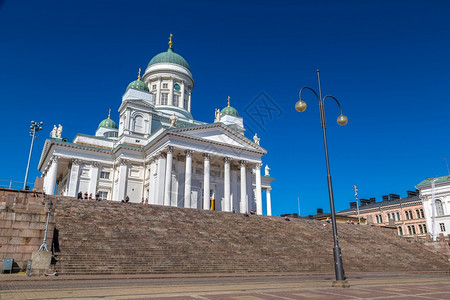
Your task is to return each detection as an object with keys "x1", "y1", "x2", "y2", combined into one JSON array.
[{"x1": 0, "y1": 188, "x2": 54, "y2": 271}]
